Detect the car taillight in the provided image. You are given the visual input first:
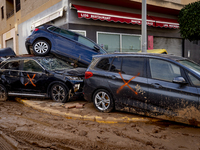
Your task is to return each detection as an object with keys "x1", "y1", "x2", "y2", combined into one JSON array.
[
  {"x1": 34, "y1": 28, "x2": 39, "y2": 32},
  {"x1": 85, "y1": 71, "x2": 93, "y2": 79}
]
